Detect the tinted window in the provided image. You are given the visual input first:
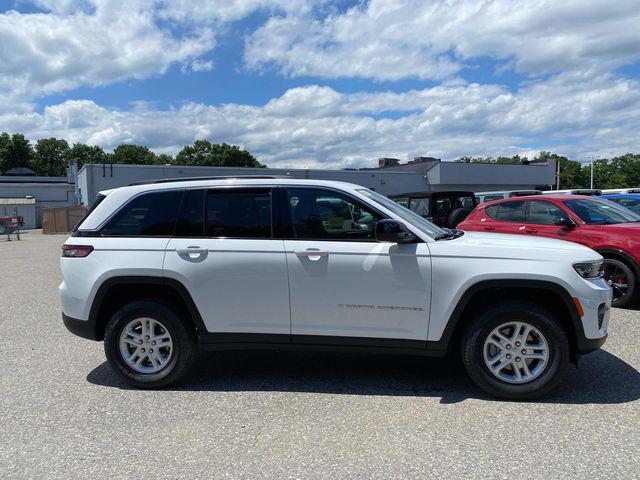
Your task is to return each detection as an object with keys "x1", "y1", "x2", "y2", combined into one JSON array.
[
  {"x1": 175, "y1": 189, "x2": 204, "y2": 237},
  {"x1": 393, "y1": 197, "x2": 409, "y2": 208},
  {"x1": 526, "y1": 200, "x2": 565, "y2": 225},
  {"x1": 101, "y1": 190, "x2": 182, "y2": 236},
  {"x1": 409, "y1": 198, "x2": 430, "y2": 217},
  {"x1": 206, "y1": 189, "x2": 272, "y2": 238},
  {"x1": 286, "y1": 188, "x2": 381, "y2": 241},
  {"x1": 490, "y1": 201, "x2": 526, "y2": 222}
]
